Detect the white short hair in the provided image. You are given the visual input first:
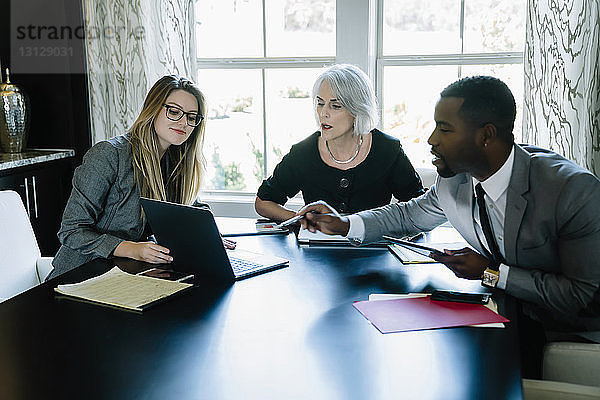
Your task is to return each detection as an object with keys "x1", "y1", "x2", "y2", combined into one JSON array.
[{"x1": 312, "y1": 64, "x2": 379, "y2": 136}]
